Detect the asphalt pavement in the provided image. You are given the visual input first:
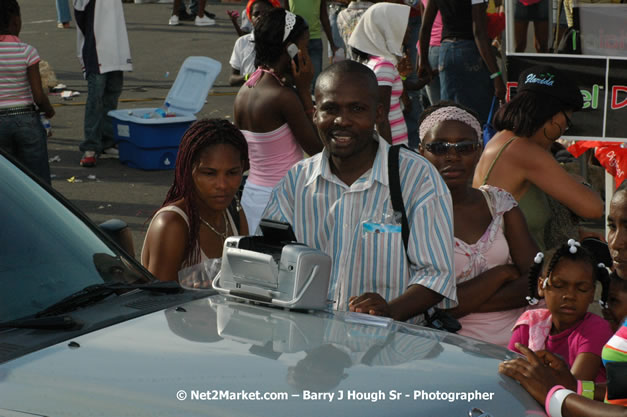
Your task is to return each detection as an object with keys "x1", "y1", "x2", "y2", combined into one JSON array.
[{"x1": 19, "y1": 0, "x2": 254, "y2": 257}]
